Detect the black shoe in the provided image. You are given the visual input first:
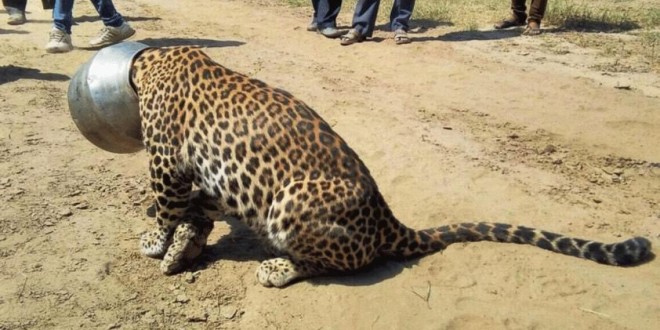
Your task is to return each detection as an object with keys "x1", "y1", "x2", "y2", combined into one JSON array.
[{"x1": 494, "y1": 17, "x2": 526, "y2": 29}]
